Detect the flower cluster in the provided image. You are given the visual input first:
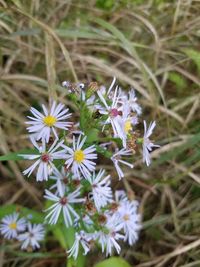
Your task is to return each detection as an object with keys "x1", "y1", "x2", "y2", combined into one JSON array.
[
  {"x1": 1, "y1": 78, "x2": 159, "y2": 258},
  {"x1": 0, "y1": 212, "x2": 45, "y2": 250}
]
